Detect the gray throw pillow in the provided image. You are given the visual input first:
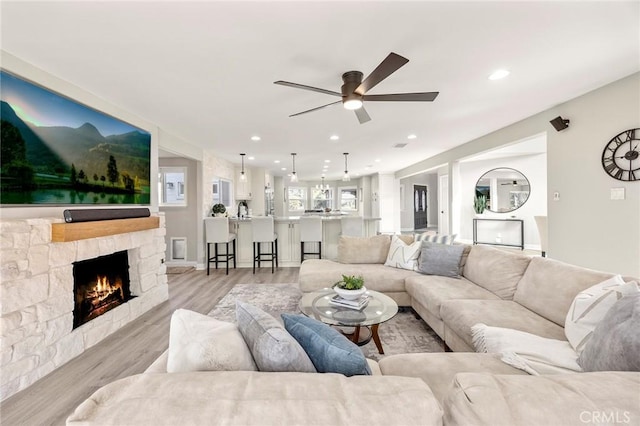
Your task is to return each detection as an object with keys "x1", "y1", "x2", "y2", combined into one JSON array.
[
  {"x1": 281, "y1": 313, "x2": 371, "y2": 376},
  {"x1": 418, "y1": 241, "x2": 465, "y2": 278},
  {"x1": 578, "y1": 292, "x2": 640, "y2": 372},
  {"x1": 235, "y1": 301, "x2": 316, "y2": 372}
]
